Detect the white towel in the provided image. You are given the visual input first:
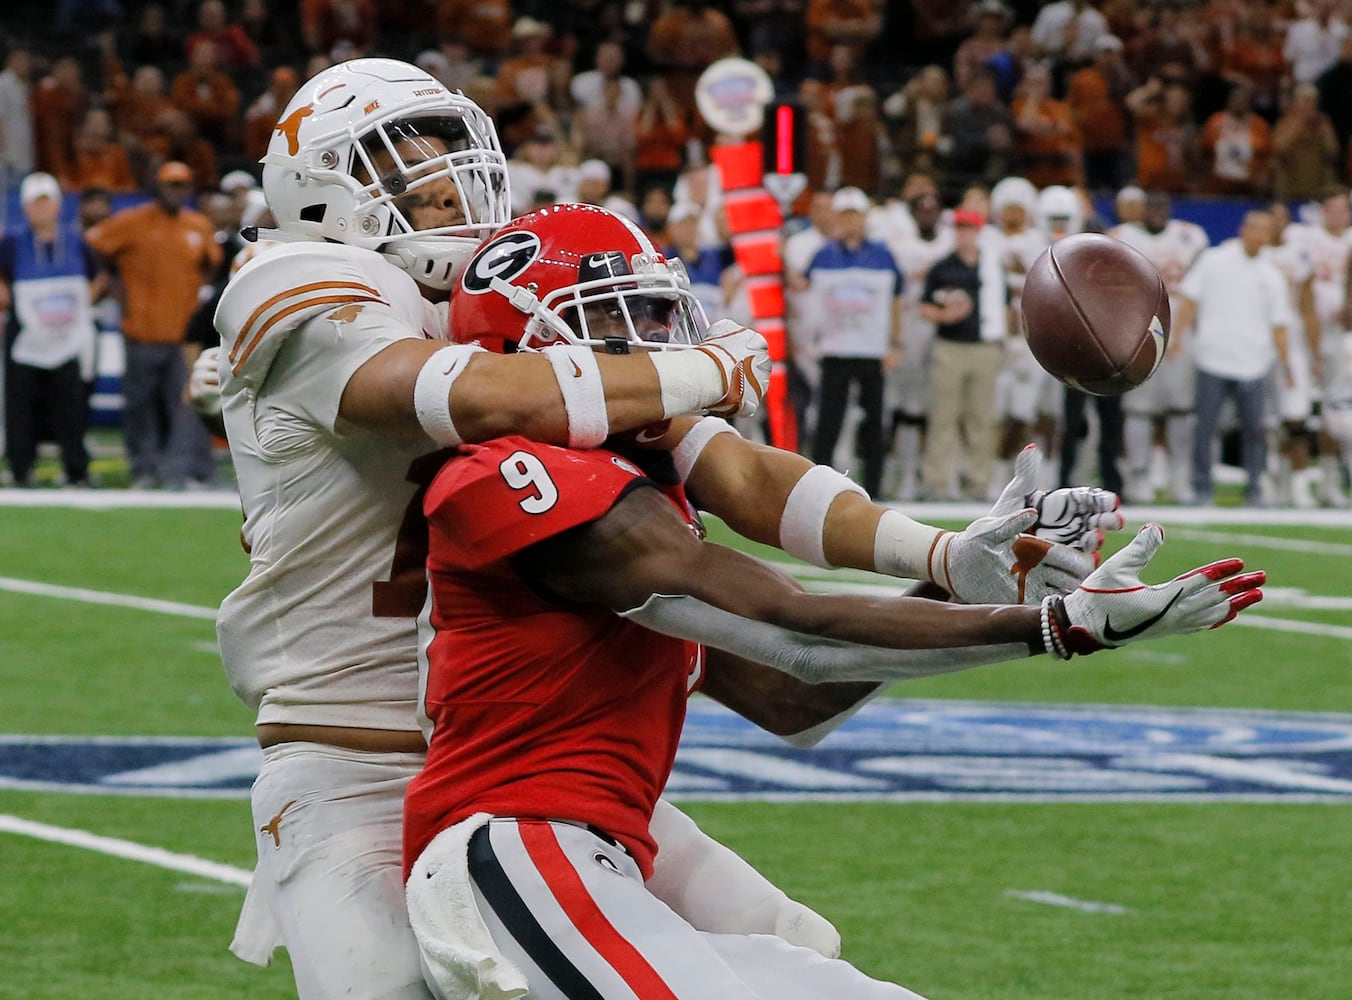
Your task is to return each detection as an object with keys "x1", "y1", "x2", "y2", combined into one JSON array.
[{"x1": 405, "y1": 814, "x2": 529, "y2": 1000}]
